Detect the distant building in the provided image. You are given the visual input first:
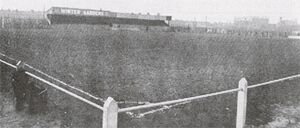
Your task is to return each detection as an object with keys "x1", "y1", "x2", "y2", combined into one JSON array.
[
  {"x1": 234, "y1": 17, "x2": 269, "y2": 29},
  {"x1": 169, "y1": 20, "x2": 210, "y2": 28},
  {"x1": 0, "y1": 9, "x2": 45, "y2": 19},
  {"x1": 278, "y1": 17, "x2": 298, "y2": 26},
  {"x1": 0, "y1": 9, "x2": 48, "y2": 29},
  {"x1": 276, "y1": 18, "x2": 299, "y2": 32},
  {"x1": 46, "y1": 7, "x2": 172, "y2": 26},
  {"x1": 292, "y1": 30, "x2": 300, "y2": 36}
]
